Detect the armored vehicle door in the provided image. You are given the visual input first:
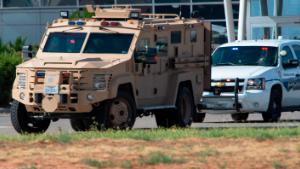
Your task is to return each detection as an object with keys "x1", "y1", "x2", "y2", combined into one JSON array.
[{"x1": 134, "y1": 34, "x2": 157, "y2": 107}]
